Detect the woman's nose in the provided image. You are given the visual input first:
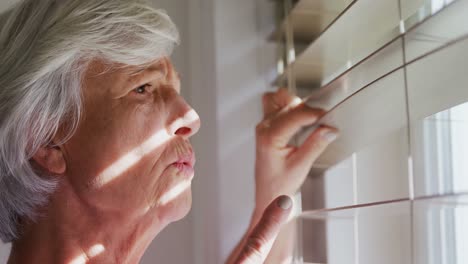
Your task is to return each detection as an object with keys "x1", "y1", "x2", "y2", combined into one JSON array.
[
  {"x1": 174, "y1": 109, "x2": 200, "y2": 139},
  {"x1": 168, "y1": 104, "x2": 201, "y2": 139}
]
